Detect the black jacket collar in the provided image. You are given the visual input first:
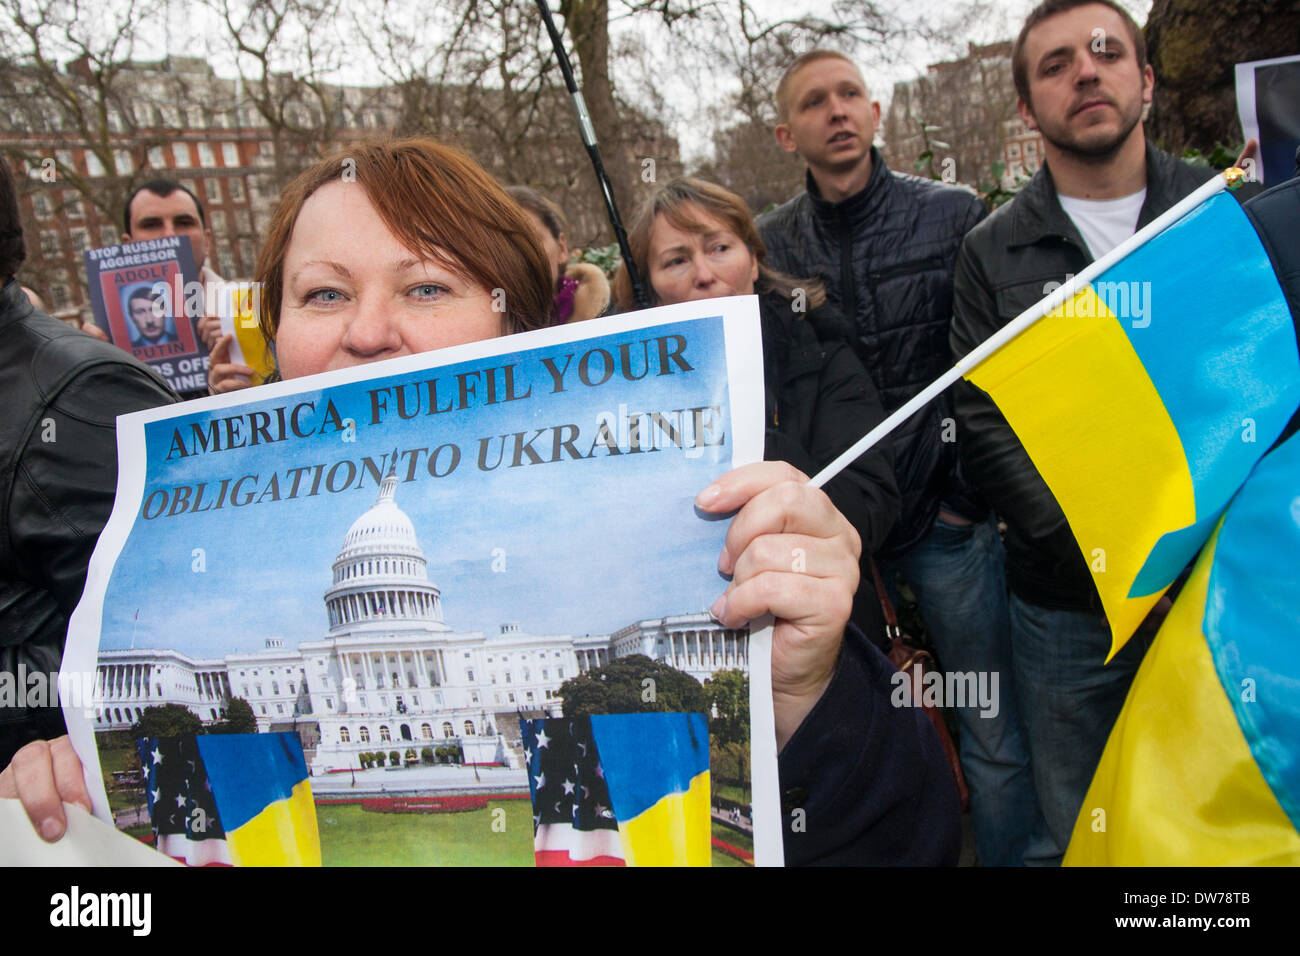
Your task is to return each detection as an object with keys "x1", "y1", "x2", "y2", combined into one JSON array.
[
  {"x1": 805, "y1": 147, "x2": 893, "y2": 226},
  {"x1": 0, "y1": 277, "x2": 36, "y2": 330},
  {"x1": 1006, "y1": 140, "x2": 1202, "y2": 251}
]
